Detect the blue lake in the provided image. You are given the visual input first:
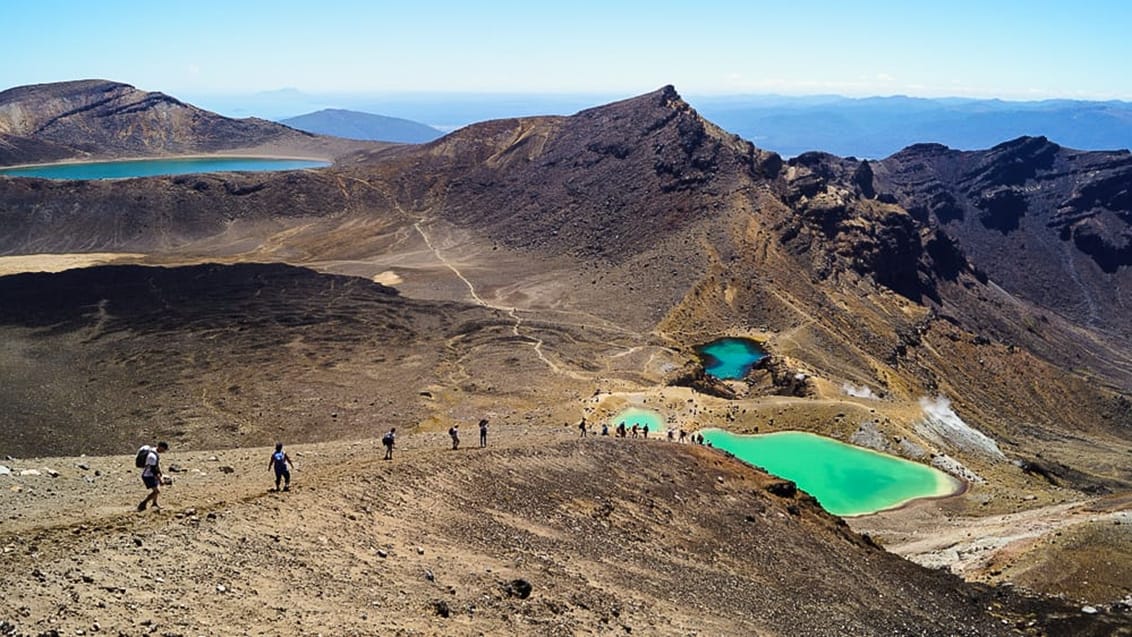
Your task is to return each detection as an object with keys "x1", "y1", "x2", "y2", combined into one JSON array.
[
  {"x1": 0, "y1": 157, "x2": 331, "y2": 180},
  {"x1": 696, "y1": 337, "x2": 767, "y2": 380}
]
